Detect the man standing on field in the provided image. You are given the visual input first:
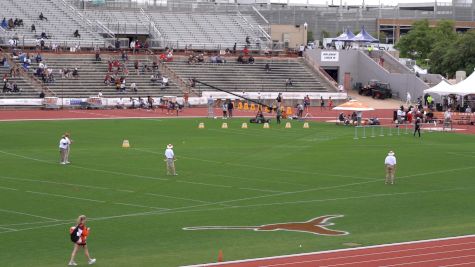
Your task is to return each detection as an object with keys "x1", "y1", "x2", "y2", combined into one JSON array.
[
  {"x1": 384, "y1": 151, "x2": 397, "y2": 185},
  {"x1": 164, "y1": 144, "x2": 177, "y2": 176},
  {"x1": 59, "y1": 134, "x2": 70, "y2": 164}
]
